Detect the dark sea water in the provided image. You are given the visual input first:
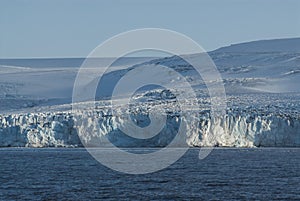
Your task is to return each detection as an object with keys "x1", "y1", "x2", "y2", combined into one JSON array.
[{"x1": 0, "y1": 148, "x2": 299, "y2": 200}]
